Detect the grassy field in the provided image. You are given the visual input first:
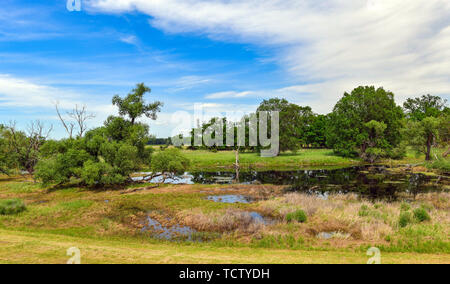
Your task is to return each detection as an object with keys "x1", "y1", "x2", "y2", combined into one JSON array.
[
  {"x1": 147, "y1": 147, "x2": 445, "y2": 171},
  {"x1": 1, "y1": 229, "x2": 448, "y2": 264},
  {"x1": 0, "y1": 175, "x2": 448, "y2": 264}
]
